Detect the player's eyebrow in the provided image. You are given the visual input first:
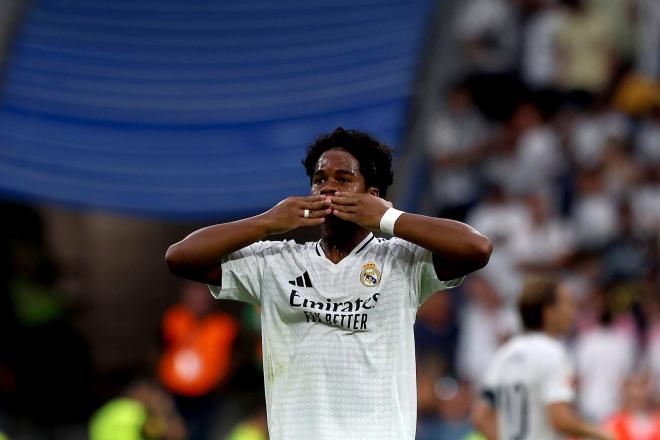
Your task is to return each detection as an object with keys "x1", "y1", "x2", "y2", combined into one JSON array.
[{"x1": 313, "y1": 168, "x2": 359, "y2": 176}]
